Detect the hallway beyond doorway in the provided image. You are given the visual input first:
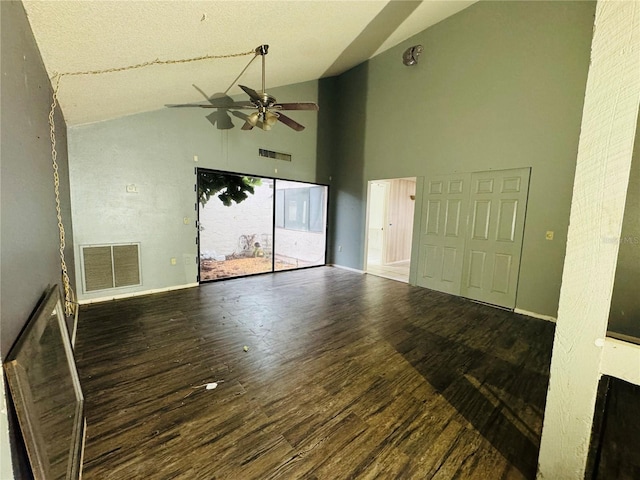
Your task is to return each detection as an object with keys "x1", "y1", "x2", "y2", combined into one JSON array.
[
  {"x1": 365, "y1": 177, "x2": 416, "y2": 284},
  {"x1": 366, "y1": 260, "x2": 410, "y2": 283}
]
